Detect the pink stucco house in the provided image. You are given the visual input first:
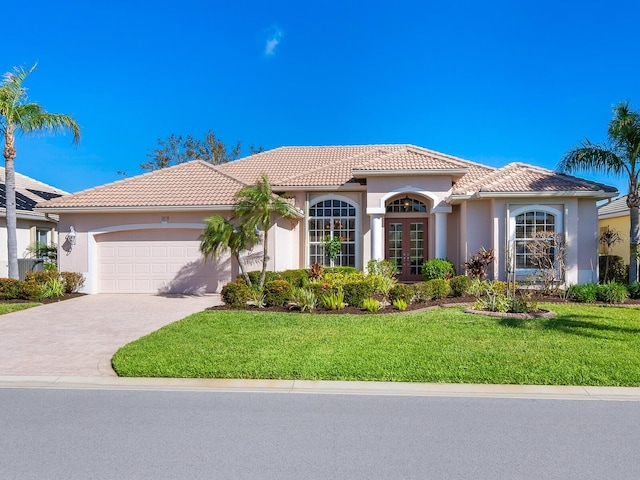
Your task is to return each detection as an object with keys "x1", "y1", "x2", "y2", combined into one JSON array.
[{"x1": 37, "y1": 145, "x2": 617, "y2": 294}]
